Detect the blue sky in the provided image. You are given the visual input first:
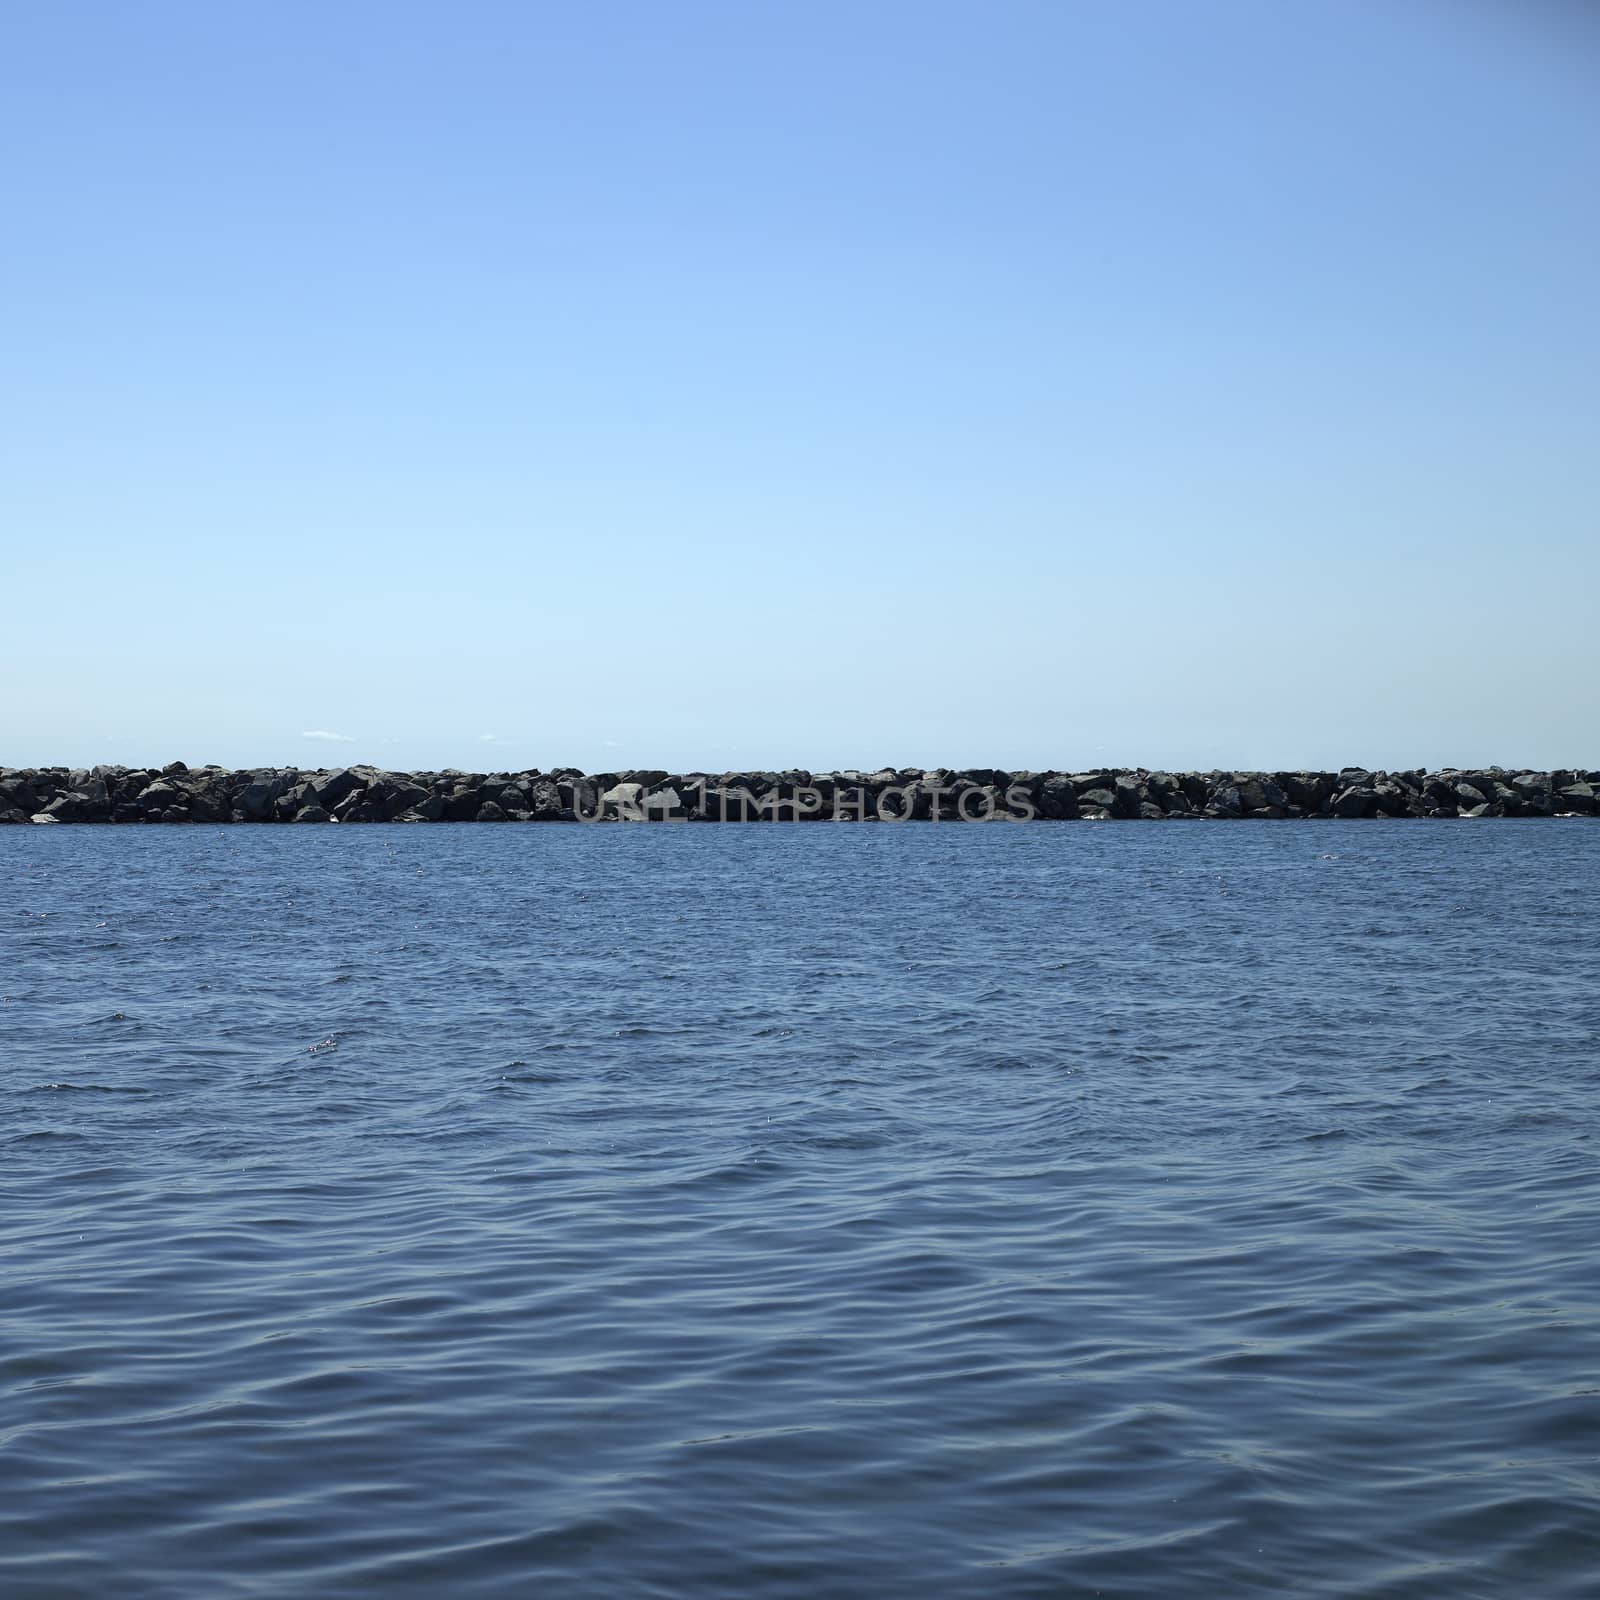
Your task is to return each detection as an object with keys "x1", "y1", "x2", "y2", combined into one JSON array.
[{"x1": 4, "y1": 0, "x2": 1596, "y2": 773}]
